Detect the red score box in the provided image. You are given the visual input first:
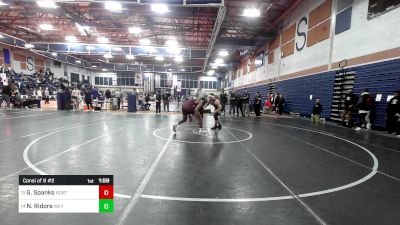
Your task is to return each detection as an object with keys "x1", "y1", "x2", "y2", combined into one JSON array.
[{"x1": 99, "y1": 185, "x2": 114, "y2": 199}]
